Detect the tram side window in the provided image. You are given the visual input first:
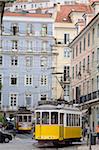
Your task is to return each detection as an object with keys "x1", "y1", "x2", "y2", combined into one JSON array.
[
  {"x1": 72, "y1": 114, "x2": 74, "y2": 126},
  {"x1": 69, "y1": 114, "x2": 71, "y2": 126},
  {"x1": 75, "y1": 114, "x2": 79, "y2": 126},
  {"x1": 42, "y1": 112, "x2": 49, "y2": 124},
  {"x1": 19, "y1": 116, "x2": 22, "y2": 122},
  {"x1": 74, "y1": 114, "x2": 75, "y2": 126},
  {"x1": 51, "y1": 112, "x2": 58, "y2": 124},
  {"x1": 24, "y1": 116, "x2": 27, "y2": 122},
  {"x1": 28, "y1": 116, "x2": 31, "y2": 122},
  {"x1": 78, "y1": 115, "x2": 80, "y2": 126},
  {"x1": 36, "y1": 112, "x2": 40, "y2": 124},
  {"x1": 66, "y1": 114, "x2": 68, "y2": 126}
]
